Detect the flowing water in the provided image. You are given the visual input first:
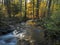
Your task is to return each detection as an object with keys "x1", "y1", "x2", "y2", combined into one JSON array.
[{"x1": 0, "y1": 32, "x2": 17, "y2": 45}]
